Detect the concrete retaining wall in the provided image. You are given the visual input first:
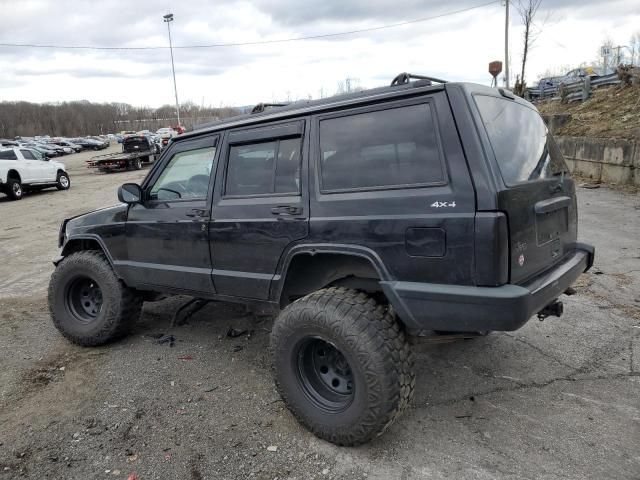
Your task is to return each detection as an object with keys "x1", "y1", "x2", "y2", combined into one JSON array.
[{"x1": 554, "y1": 136, "x2": 639, "y2": 186}]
